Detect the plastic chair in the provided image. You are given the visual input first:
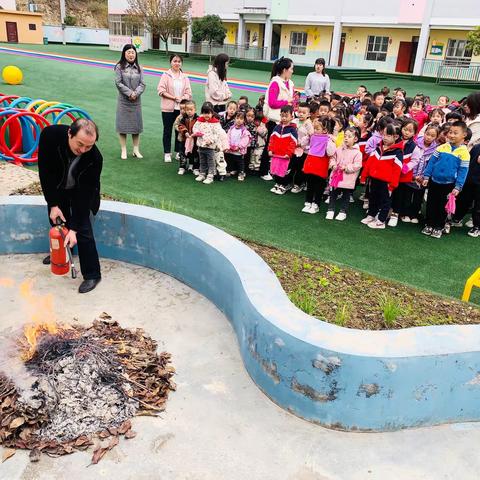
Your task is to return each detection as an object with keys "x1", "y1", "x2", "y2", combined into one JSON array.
[{"x1": 462, "y1": 267, "x2": 480, "y2": 302}]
